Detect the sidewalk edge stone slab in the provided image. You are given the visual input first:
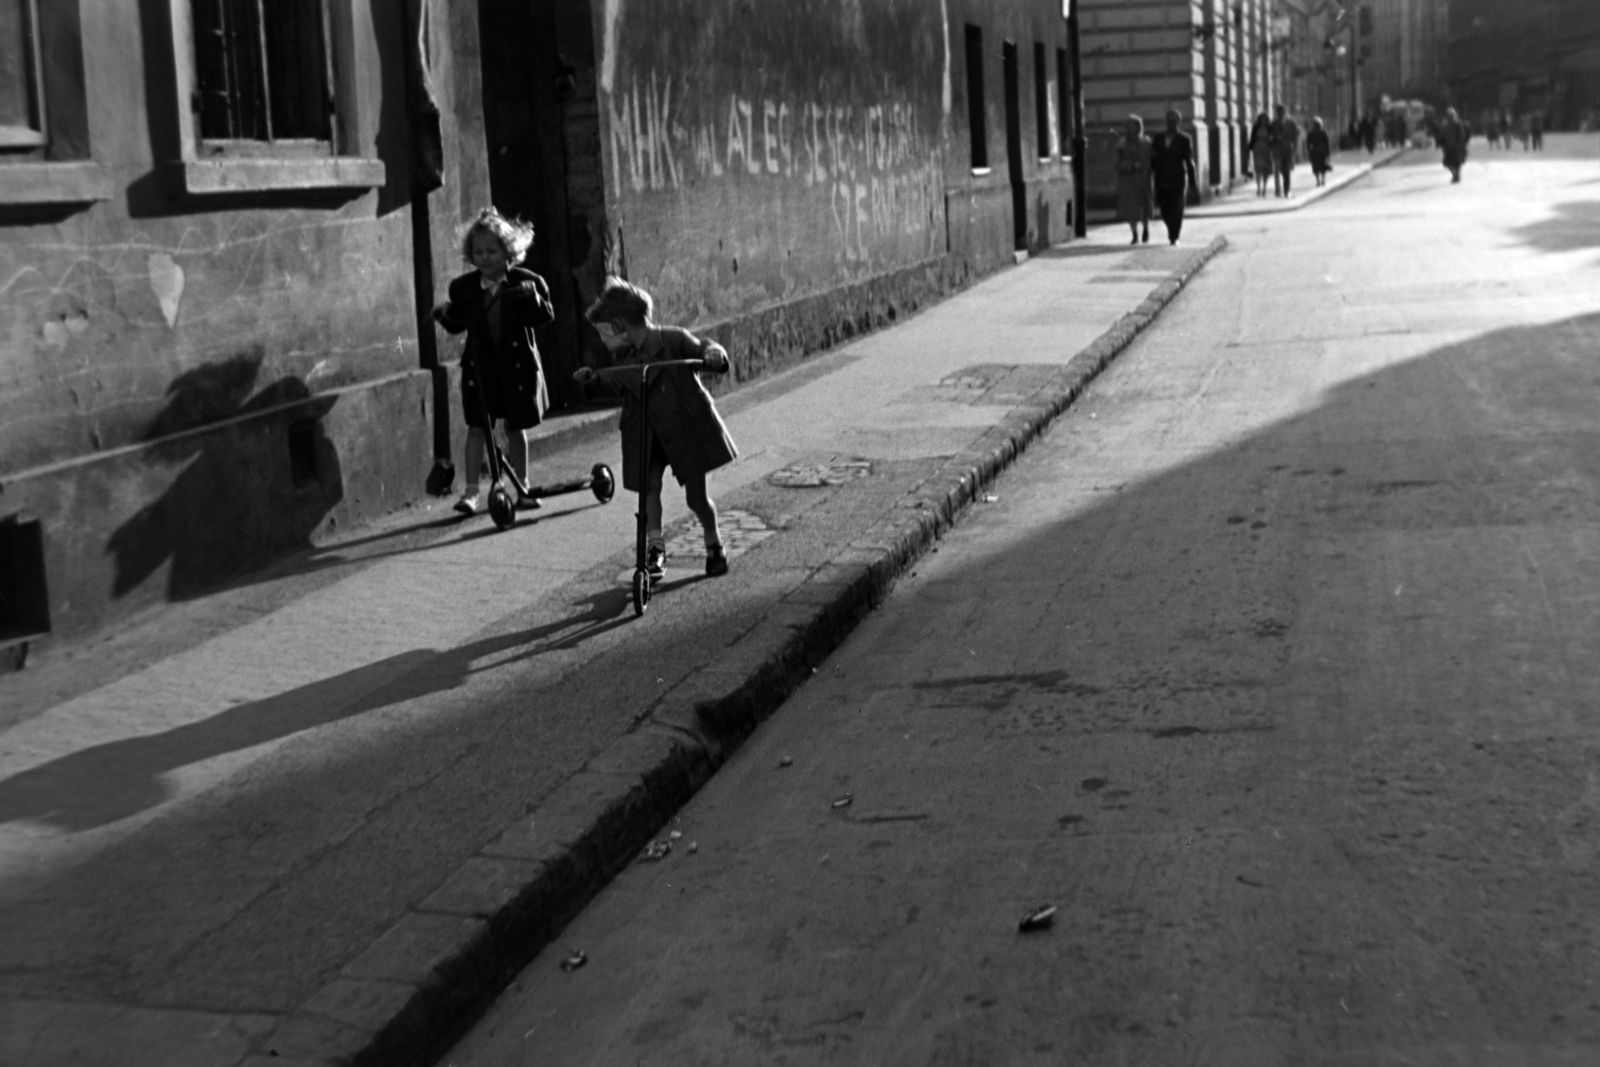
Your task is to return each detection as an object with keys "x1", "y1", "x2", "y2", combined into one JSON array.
[{"x1": 246, "y1": 234, "x2": 1227, "y2": 1067}]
